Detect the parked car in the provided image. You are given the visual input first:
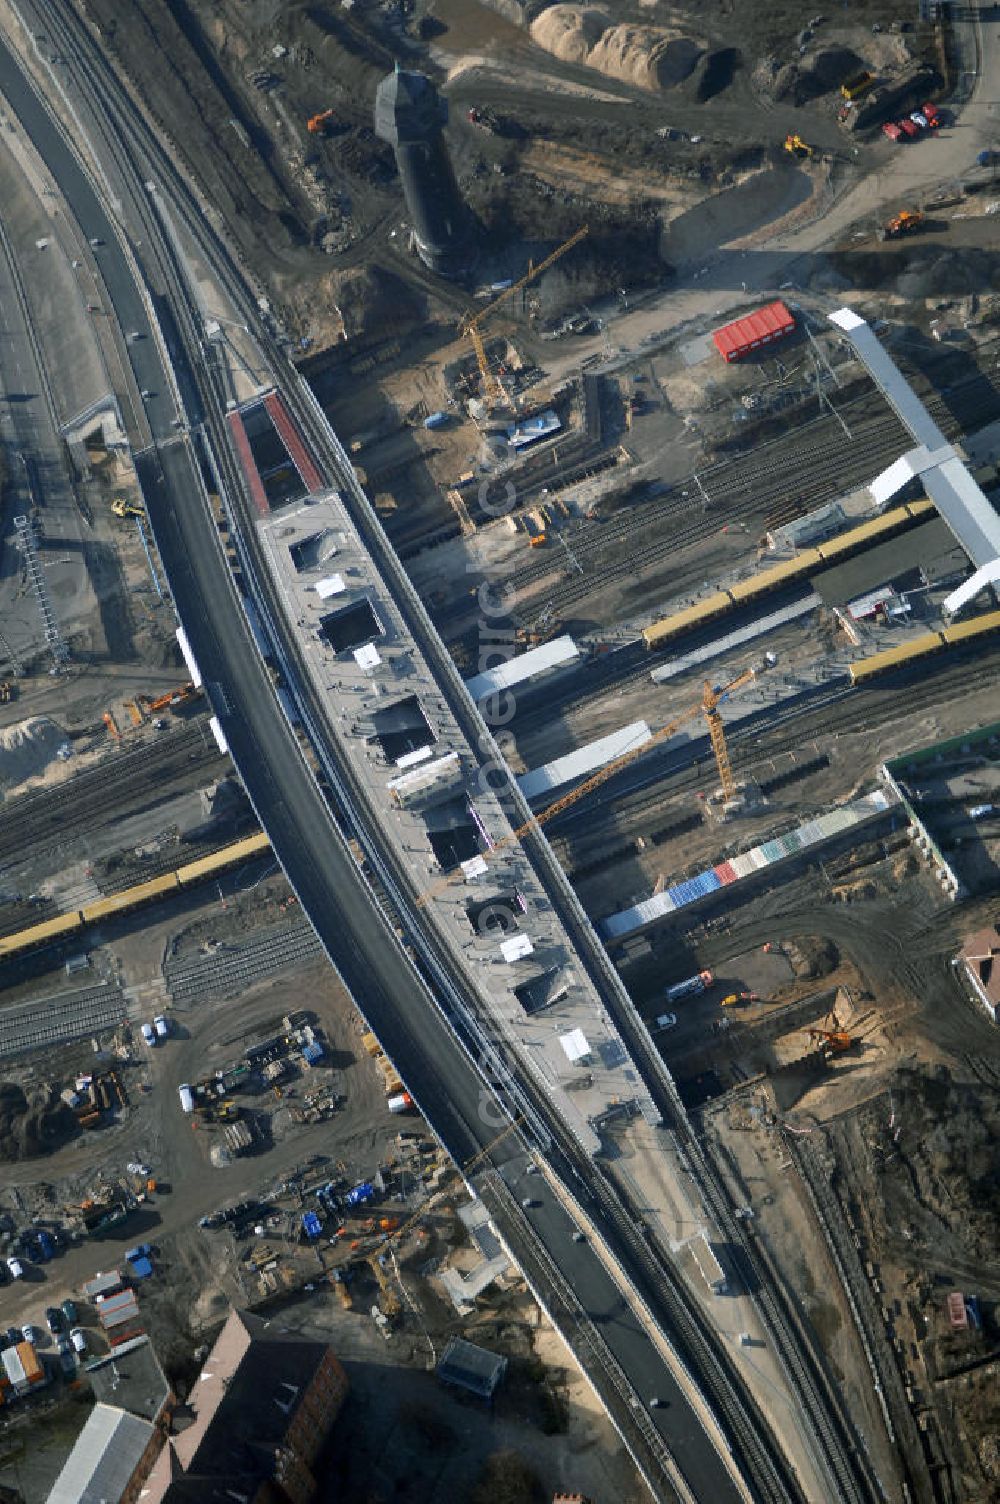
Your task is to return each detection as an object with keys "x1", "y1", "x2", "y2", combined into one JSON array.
[
  {"x1": 35, "y1": 1229, "x2": 55, "y2": 1260},
  {"x1": 141, "y1": 1022, "x2": 156, "y2": 1047},
  {"x1": 69, "y1": 1328, "x2": 87, "y2": 1354},
  {"x1": 6, "y1": 1256, "x2": 23, "y2": 1280},
  {"x1": 57, "y1": 1339, "x2": 76, "y2": 1376},
  {"x1": 21, "y1": 1325, "x2": 35, "y2": 1344},
  {"x1": 126, "y1": 1162, "x2": 152, "y2": 1178},
  {"x1": 3, "y1": 1327, "x2": 21, "y2": 1349},
  {"x1": 153, "y1": 1015, "x2": 169, "y2": 1039},
  {"x1": 46, "y1": 1307, "x2": 65, "y2": 1335},
  {"x1": 61, "y1": 1299, "x2": 78, "y2": 1324}
]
